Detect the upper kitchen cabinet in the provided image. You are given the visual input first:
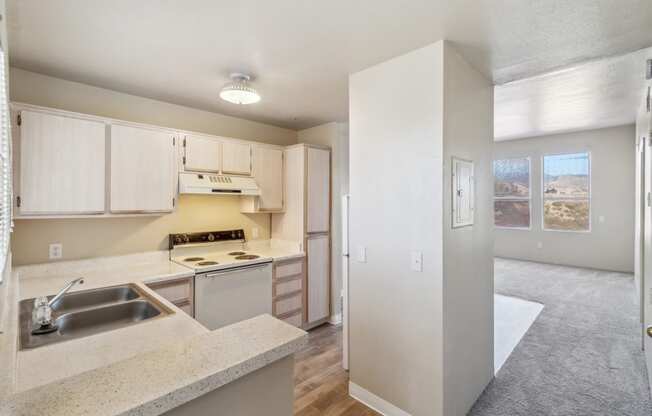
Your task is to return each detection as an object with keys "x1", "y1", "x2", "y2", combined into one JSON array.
[
  {"x1": 182, "y1": 134, "x2": 221, "y2": 173},
  {"x1": 241, "y1": 145, "x2": 284, "y2": 213},
  {"x1": 306, "y1": 147, "x2": 330, "y2": 233},
  {"x1": 221, "y1": 141, "x2": 252, "y2": 175},
  {"x1": 110, "y1": 124, "x2": 176, "y2": 213},
  {"x1": 16, "y1": 110, "x2": 106, "y2": 215}
]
